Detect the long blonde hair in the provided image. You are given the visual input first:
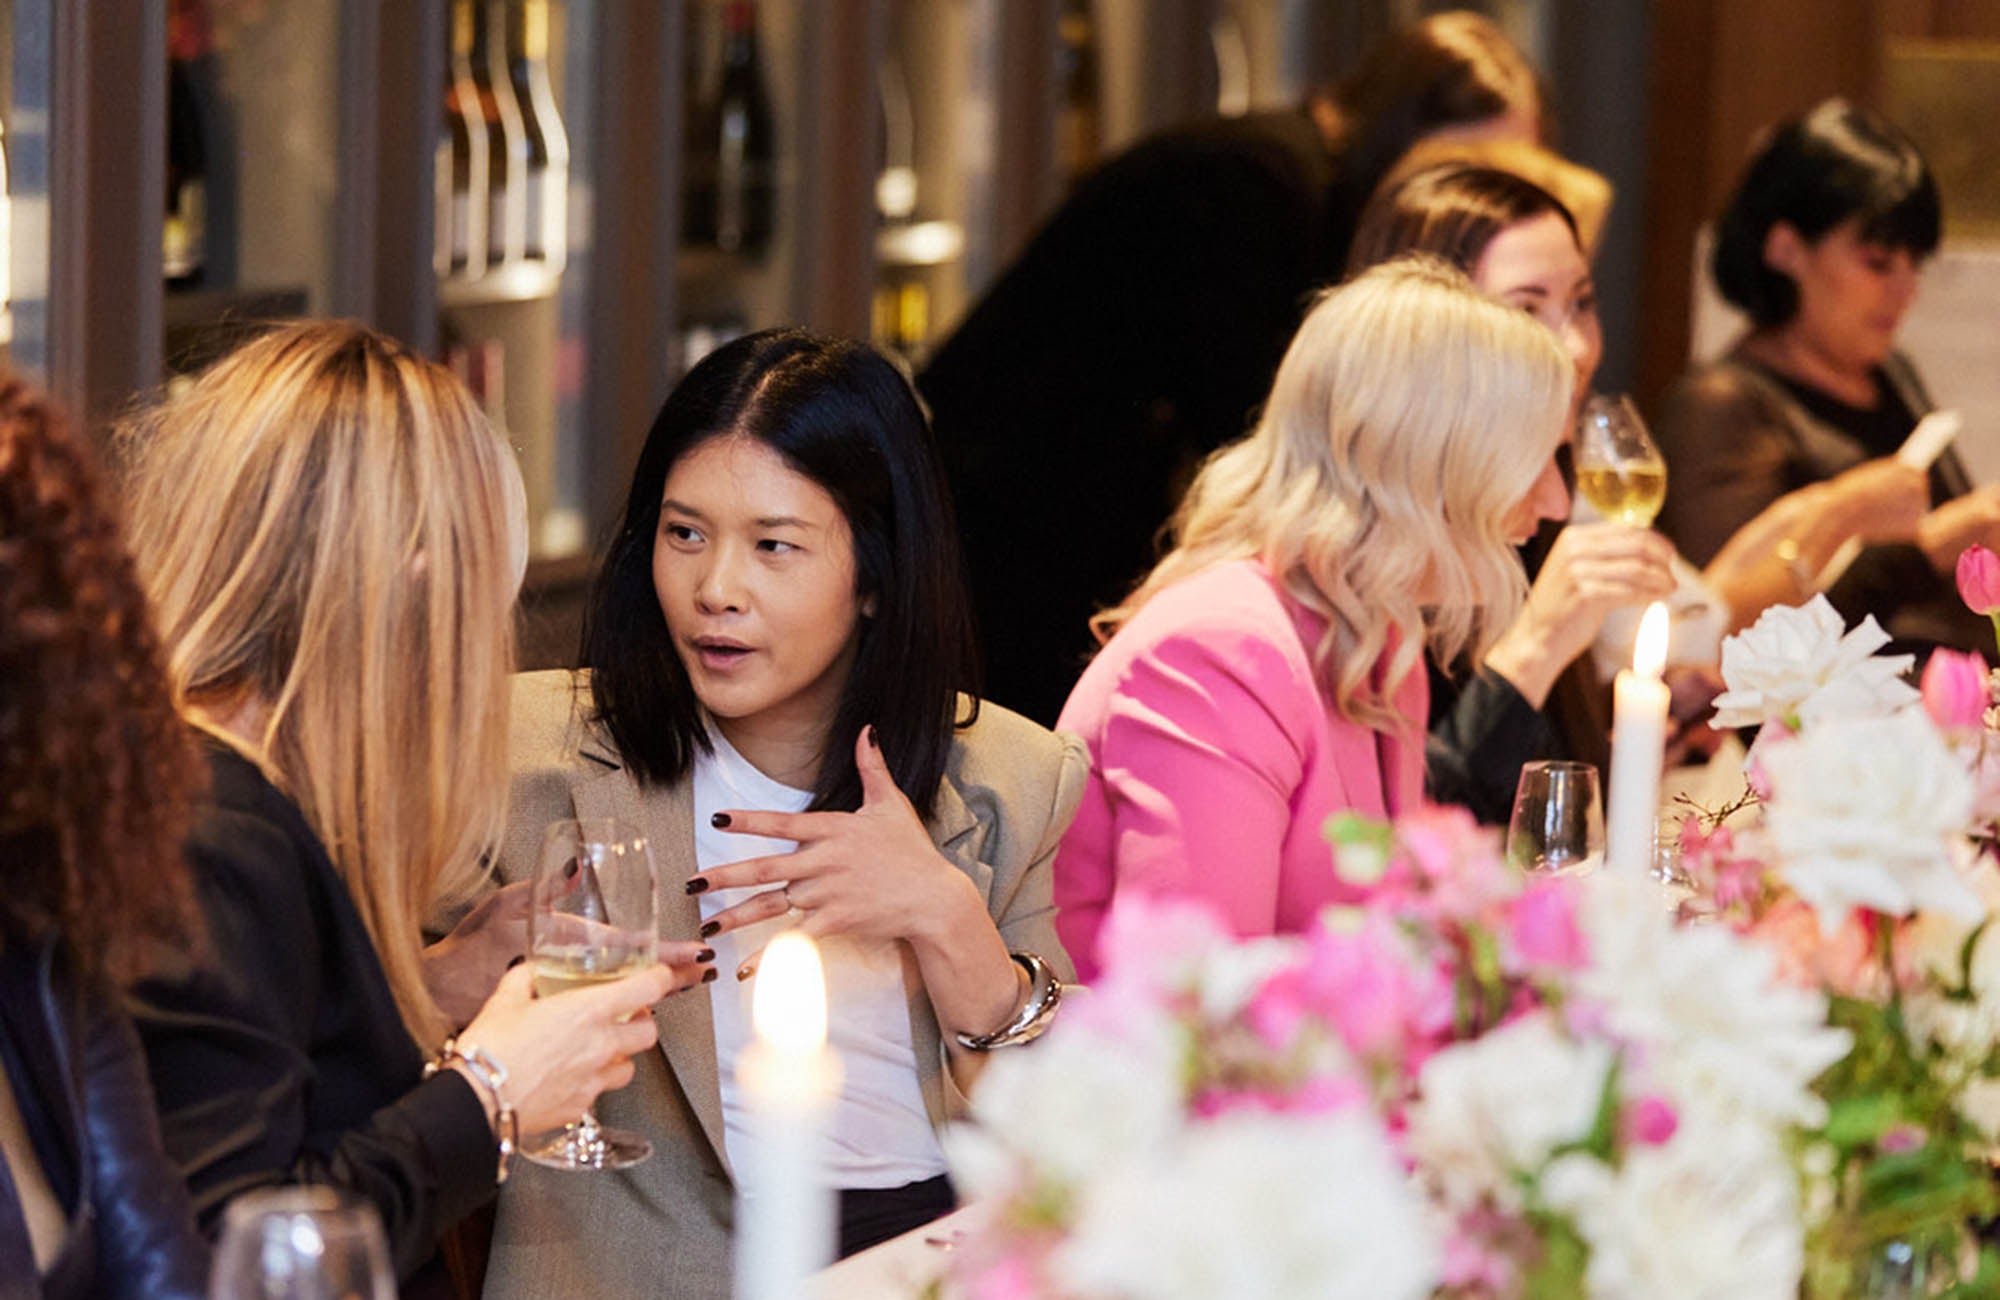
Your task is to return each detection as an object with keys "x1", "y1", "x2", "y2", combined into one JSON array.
[
  {"x1": 1094, "y1": 257, "x2": 1571, "y2": 732},
  {"x1": 119, "y1": 321, "x2": 524, "y2": 1045}
]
